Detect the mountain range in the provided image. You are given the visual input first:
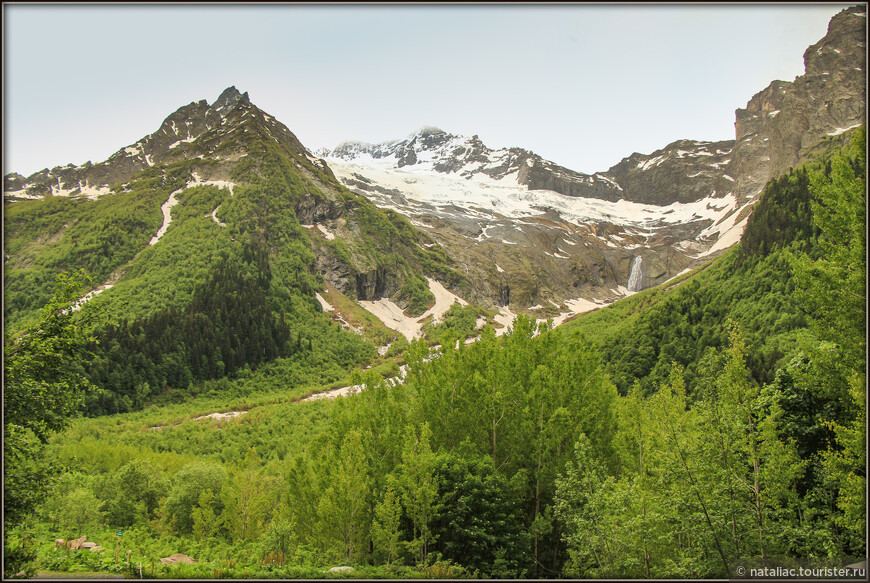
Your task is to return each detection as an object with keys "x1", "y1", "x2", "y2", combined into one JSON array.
[
  {"x1": 4, "y1": 4, "x2": 865, "y2": 339},
  {"x1": 2, "y1": 7, "x2": 866, "y2": 576}
]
